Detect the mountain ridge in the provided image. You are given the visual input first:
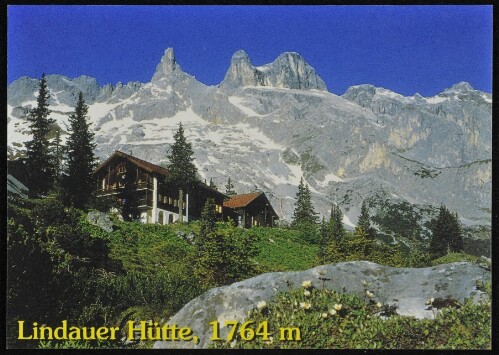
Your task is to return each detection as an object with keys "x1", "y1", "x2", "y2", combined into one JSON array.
[{"x1": 7, "y1": 48, "x2": 492, "y2": 233}]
